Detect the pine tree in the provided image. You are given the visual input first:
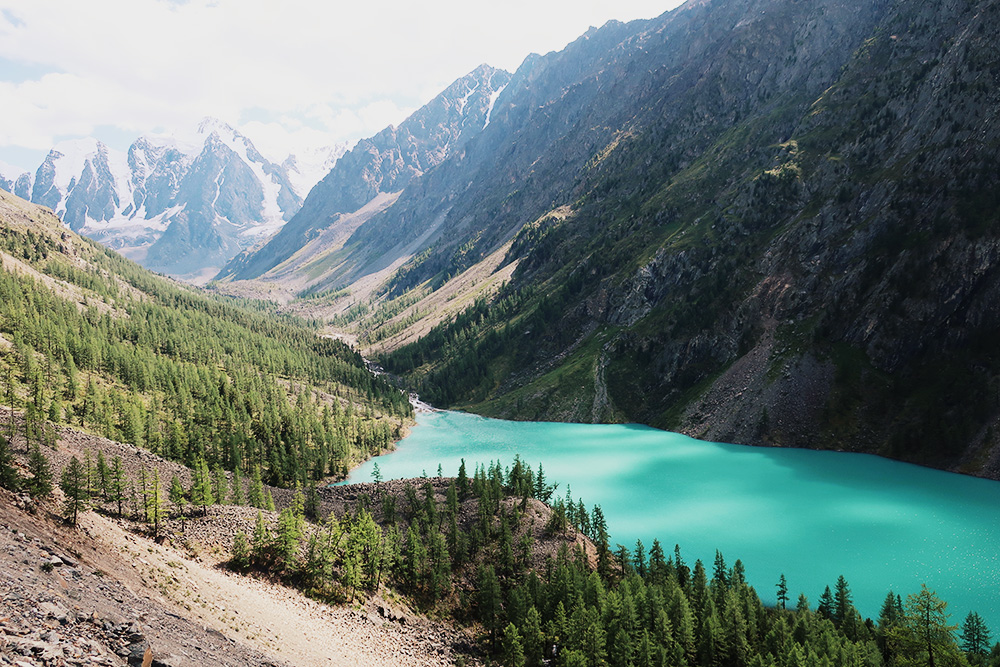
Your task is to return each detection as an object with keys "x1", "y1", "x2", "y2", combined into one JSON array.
[
  {"x1": 60, "y1": 456, "x2": 88, "y2": 525},
  {"x1": 502, "y1": 623, "x2": 526, "y2": 667},
  {"x1": 960, "y1": 611, "x2": 991, "y2": 656},
  {"x1": 275, "y1": 506, "x2": 302, "y2": 573},
  {"x1": 230, "y1": 532, "x2": 251, "y2": 570},
  {"x1": 145, "y1": 469, "x2": 168, "y2": 538},
  {"x1": 168, "y1": 475, "x2": 186, "y2": 516},
  {"x1": 248, "y1": 465, "x2": 264, "y2": 508},
  {"x1": 817, "y1": 586, "x2": 834, "y2": 619},
  {"x1": 520, "y1": 605, "x2": 544, "y2": 667},
  {"x1": 230, "y1": 464, "x2": 245, "y2": 505},
  {"x1": 479, "y1": 564, "x2": 503, "y2": 652},
  {"x1": 25, "y1": 443, "x2": 53, "y2": 499},
  {"x1": 0, "y1": 434, "x2": 21, "y2": 491},
  {"x1": 776, "y1": 574, "x2": 789, "y2": 610},
  {"x1": 212, "y1": 465, "x2": 228, "y2": 506},
  {"x1": 372, "y1": 461, "x2": 382, "y2": 484},
  {"x1": 82, "y1": 449, "x2": 95, "y2": 500},
  {"x1": 190, "y1": 457, "x2": 214, "y2": 516},
  {"x1": 833, "y1": 575, "x2": 853, "y2": 626},
  {"x1": 251, "y1": 511, "x2": 272, "y2": 567},
  {"x1": 457, "y1": 458, "x2": 469, "y2": 499},
  {"x1": 262, "y1": 489, "x2": 274, "y2": 512},
  {"x1": 107, "y1": 456, "x2": 127, "y2": 517},
  {"x1": 95, "y1": 450, "x2": 109, "y2": 500}
]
